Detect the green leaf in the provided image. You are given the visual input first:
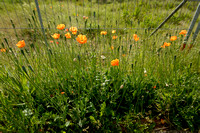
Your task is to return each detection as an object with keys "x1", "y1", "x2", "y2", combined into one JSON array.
[
  {"x1": 78, "y1": 119, "x2": 82, "y2": 127},
  {"x1": 100, "y1": 102, "x2": 106, "y2": 117},
  {"x1": 65, "y1": 121, "x2": 70, "y2": 127}
]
